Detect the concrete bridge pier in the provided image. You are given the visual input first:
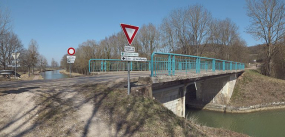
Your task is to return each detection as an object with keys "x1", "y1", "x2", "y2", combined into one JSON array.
[{"x1": 150, "y1": 72, "x2": 241, "y2": 117}]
